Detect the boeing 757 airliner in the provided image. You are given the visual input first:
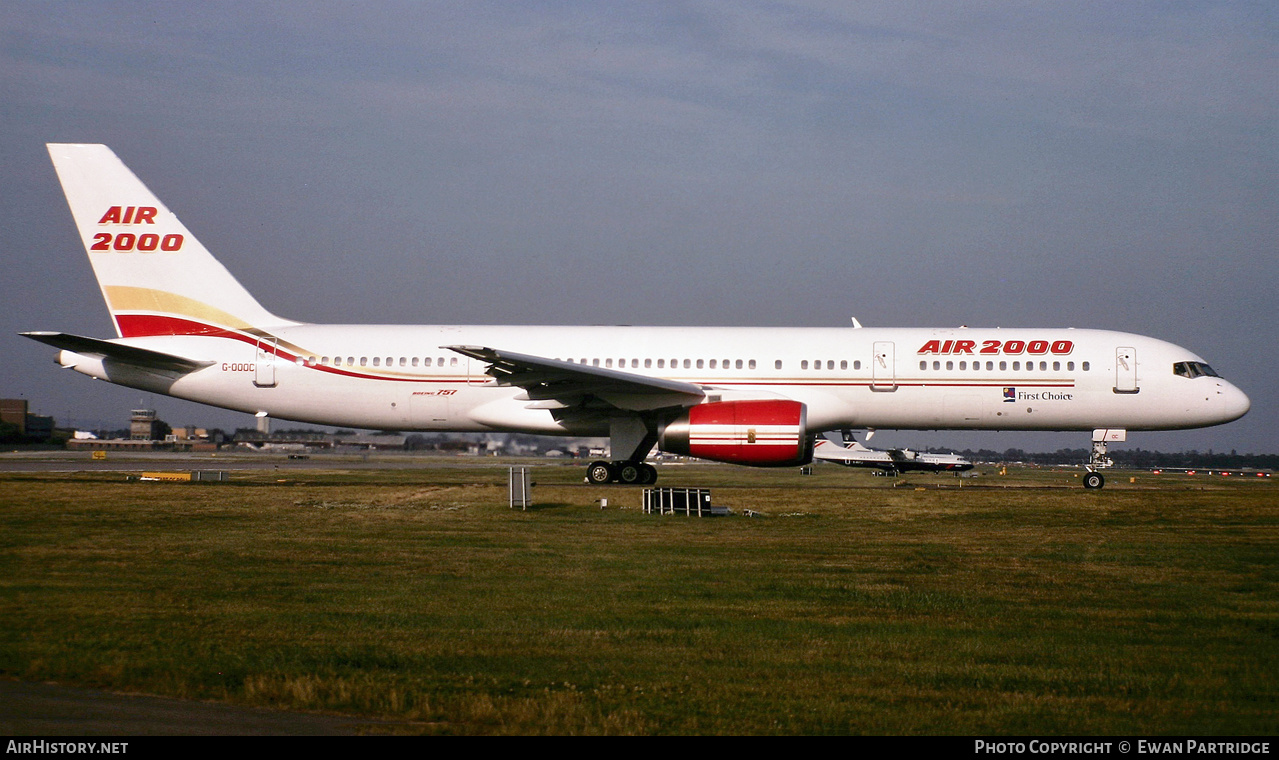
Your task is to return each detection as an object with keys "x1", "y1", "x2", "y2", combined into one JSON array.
[{"x1": 24, "y1": 144, "x2": 1250, "y2": 488}]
